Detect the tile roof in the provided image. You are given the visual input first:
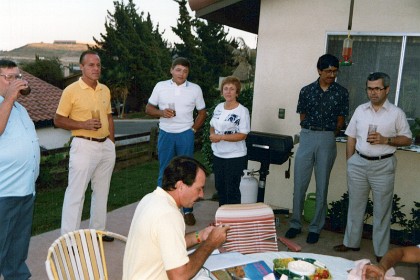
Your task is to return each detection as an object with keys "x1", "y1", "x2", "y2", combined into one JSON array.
[{"x1": 17, "y1": 70, "x2": 62, "y2": 123}]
